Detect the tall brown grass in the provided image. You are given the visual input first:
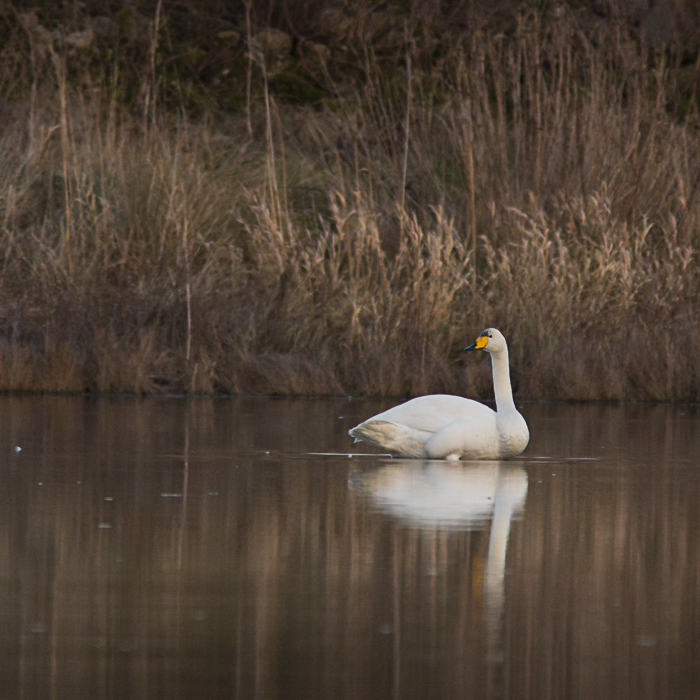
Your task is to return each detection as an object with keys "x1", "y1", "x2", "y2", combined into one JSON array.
[{"x1": 0, "y1": 6, "x2": 699, "y2": 399}]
